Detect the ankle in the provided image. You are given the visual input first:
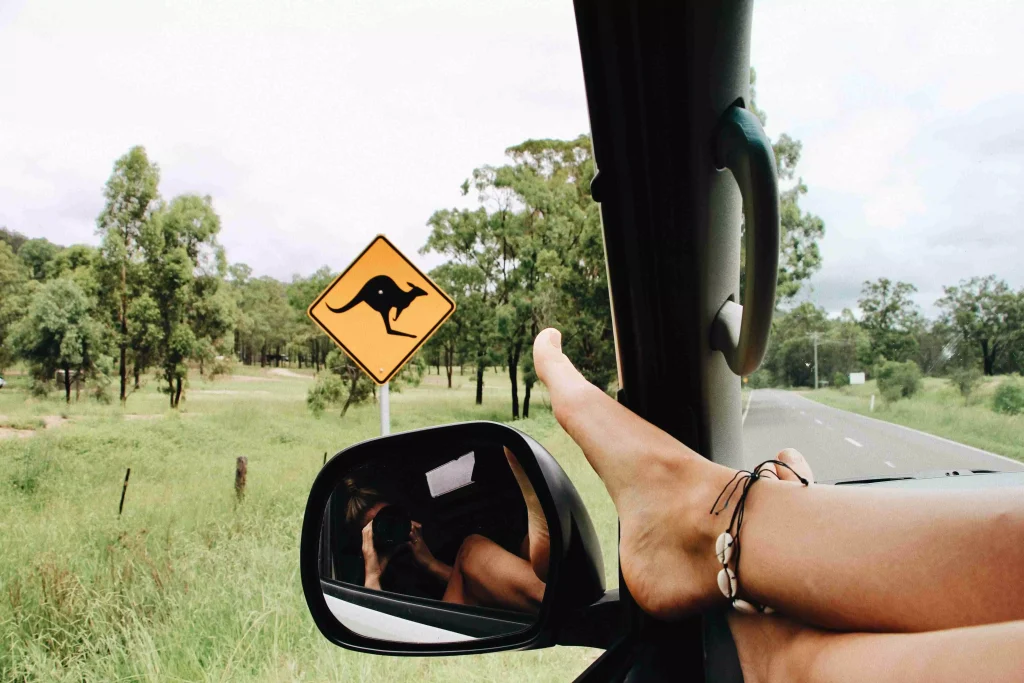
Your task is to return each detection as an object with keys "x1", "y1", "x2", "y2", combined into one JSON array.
[{"x1": 696, "y1": 461, "x2": 744, "y2": 545}]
